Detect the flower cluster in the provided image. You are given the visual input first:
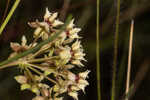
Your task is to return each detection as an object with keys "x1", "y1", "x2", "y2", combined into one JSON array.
[{"x1": 10, "y1": 8, "x2": 89, "y2": 100}]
